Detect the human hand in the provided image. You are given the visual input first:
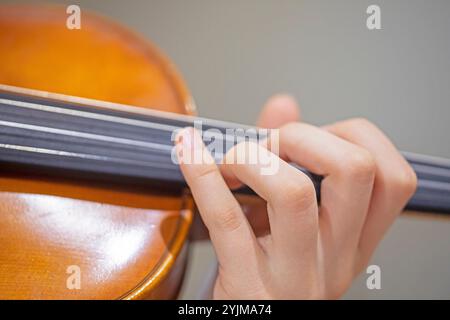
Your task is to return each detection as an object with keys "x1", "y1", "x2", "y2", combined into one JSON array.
[{"x1": 175, "y1": 95, "x2": 417, "y2": 299}]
